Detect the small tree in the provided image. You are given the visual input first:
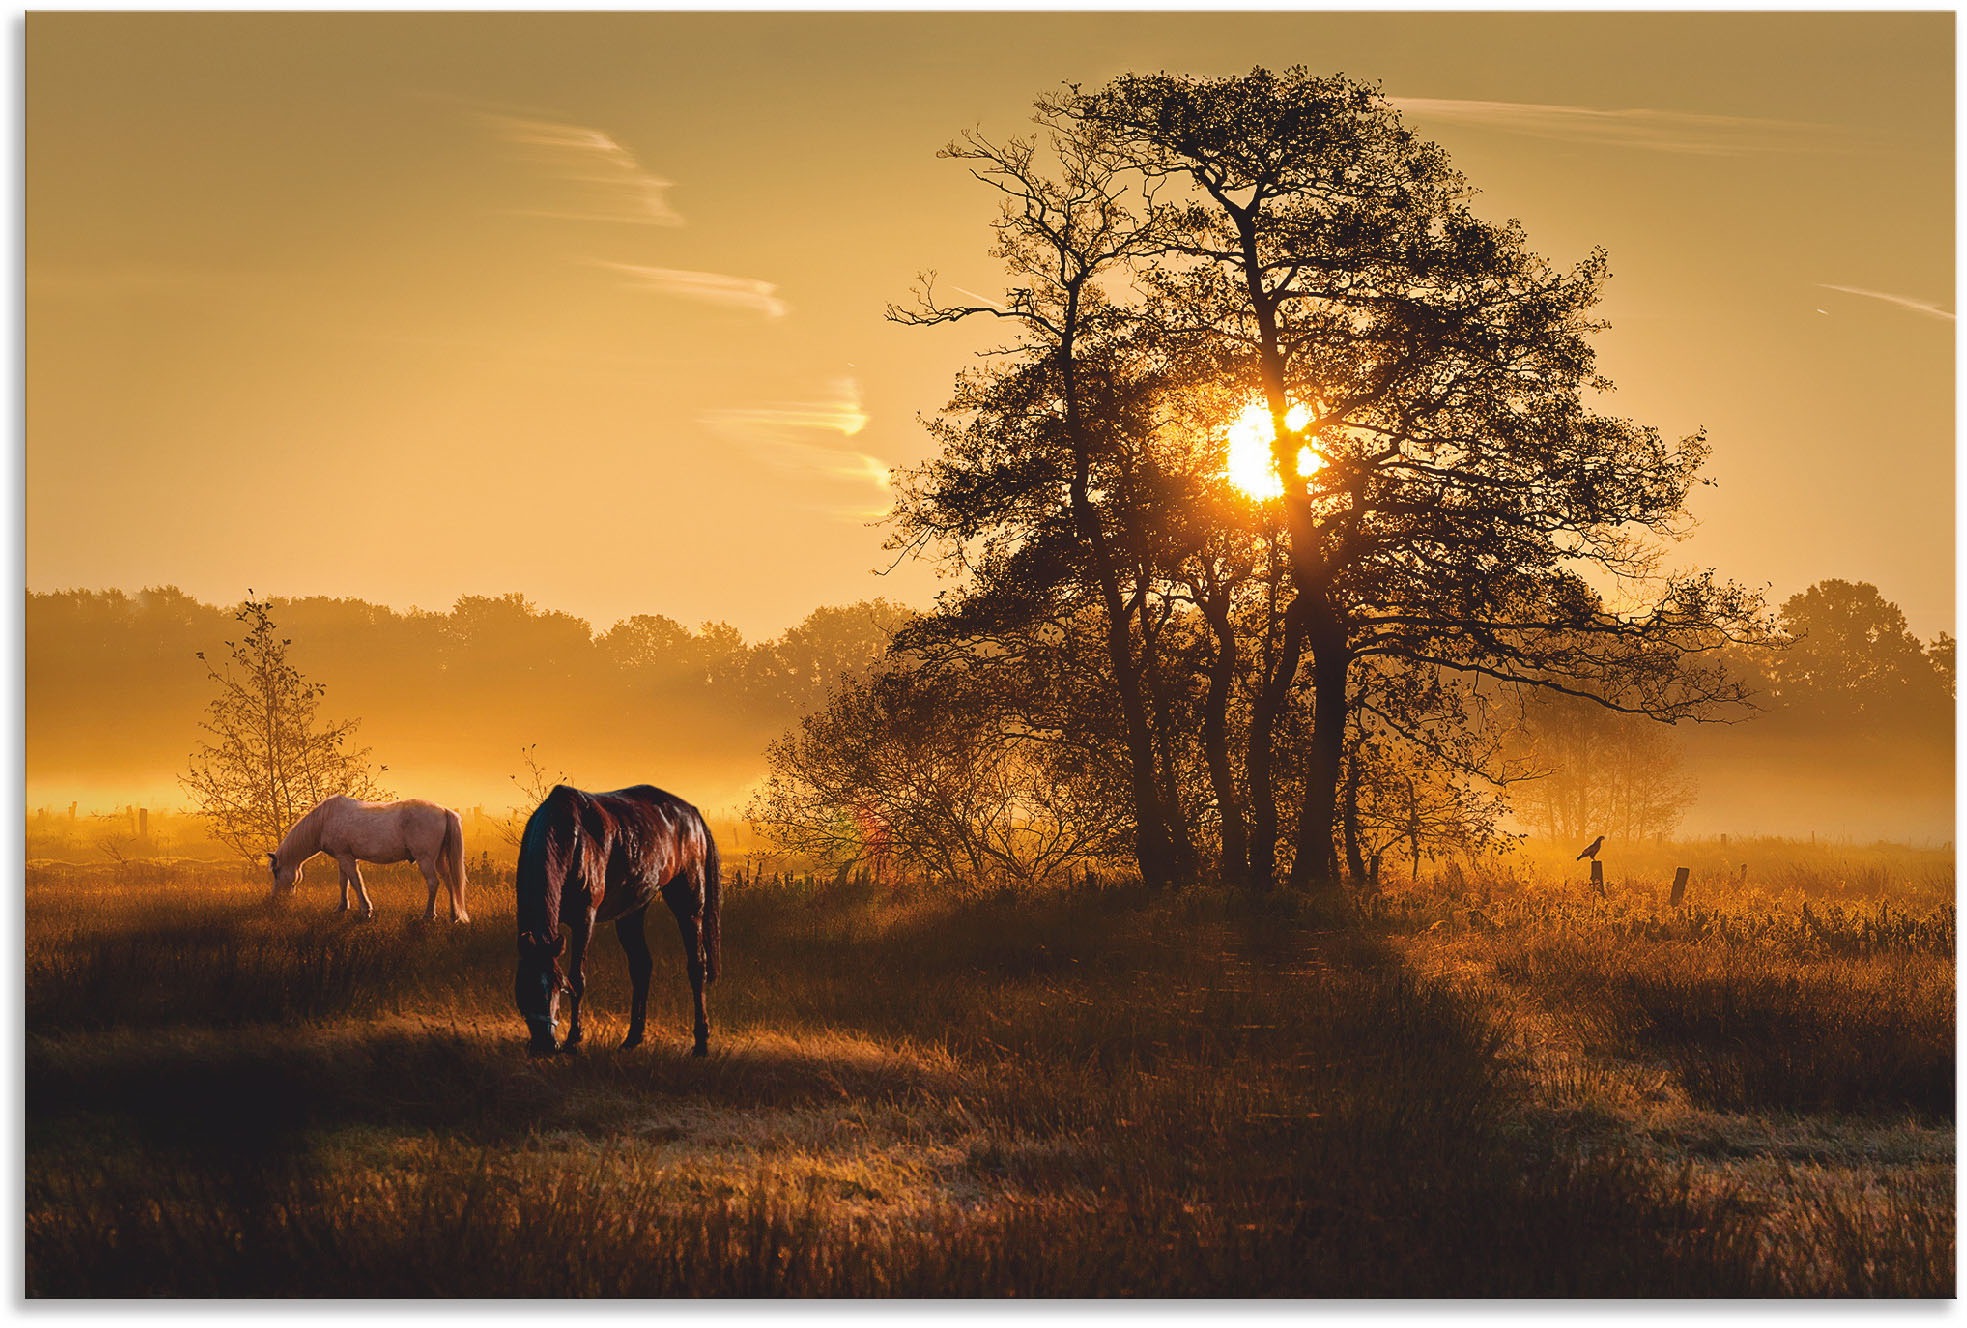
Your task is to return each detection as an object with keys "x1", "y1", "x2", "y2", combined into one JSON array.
[
  {"x1": 750, "y1": 663, "x2": 1123, "y2": 891},
  {"x1": 180, "y1": 594, "x2": 388, "y2": 860}
]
